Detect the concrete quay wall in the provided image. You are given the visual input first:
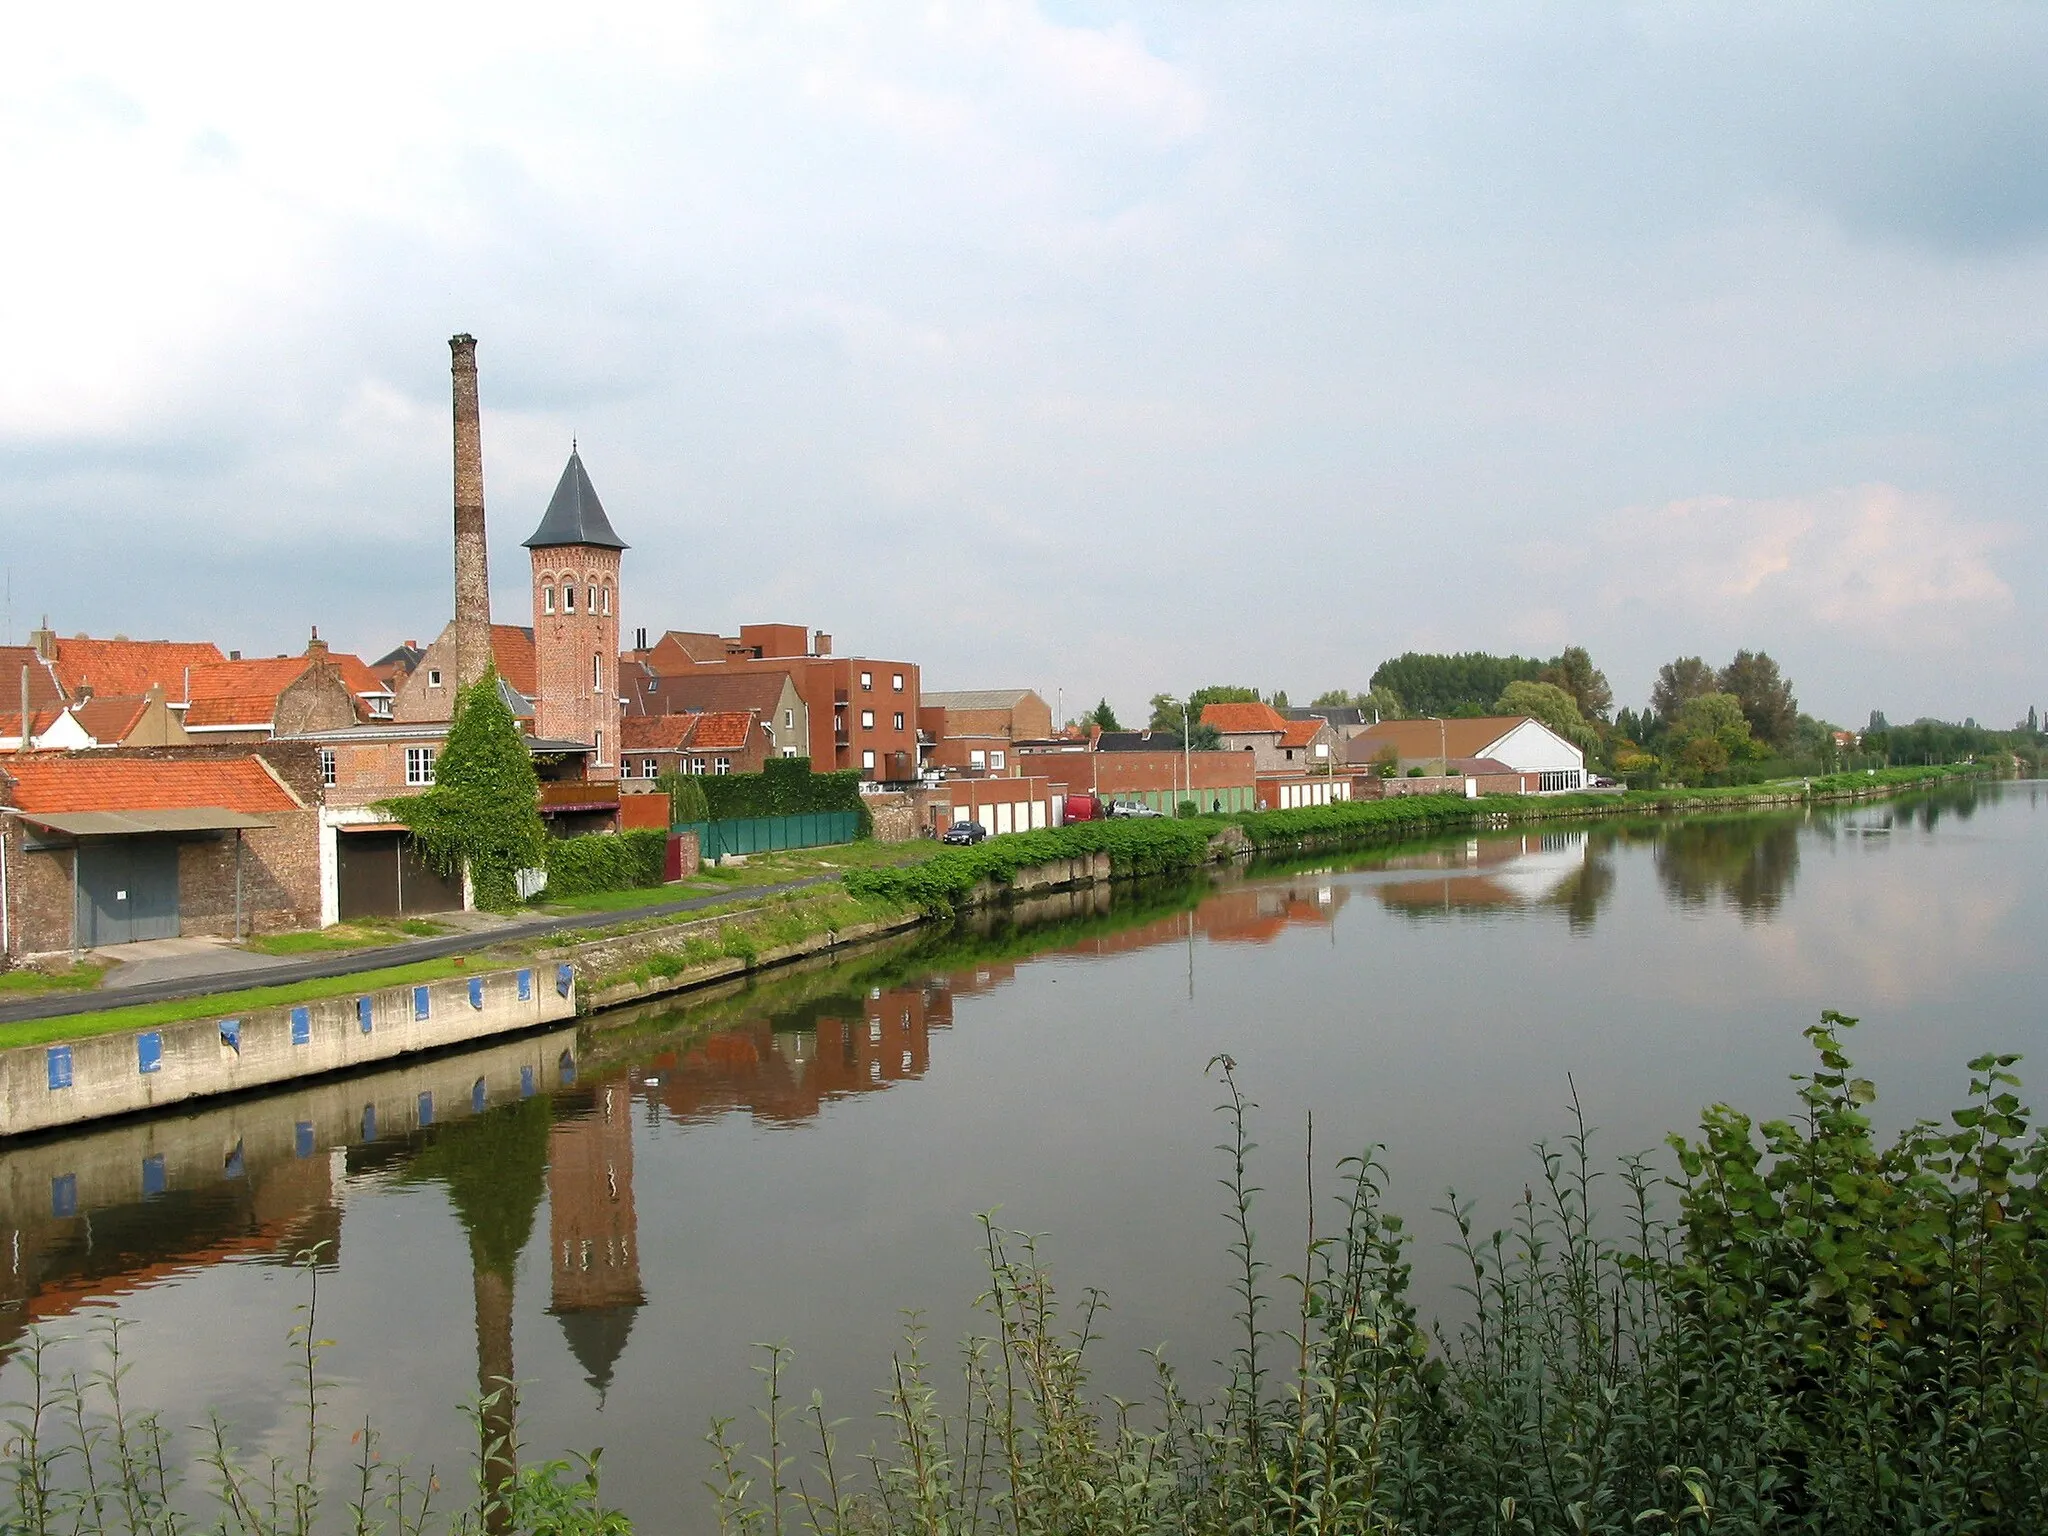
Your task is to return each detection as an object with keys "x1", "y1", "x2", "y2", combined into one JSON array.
[{"x1": 2, "y1": 963, "x2": 577, "y2": 1138}]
